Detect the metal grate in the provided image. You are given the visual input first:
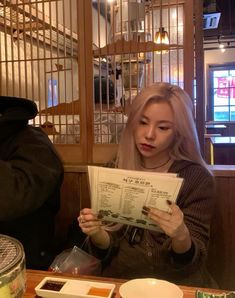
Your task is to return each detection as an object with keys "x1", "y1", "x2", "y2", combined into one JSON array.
[{"x1": 0, "y1": 235, "x2": 23, "y2": 273}]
